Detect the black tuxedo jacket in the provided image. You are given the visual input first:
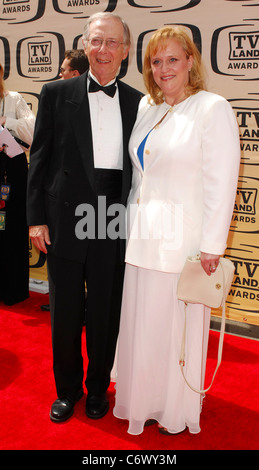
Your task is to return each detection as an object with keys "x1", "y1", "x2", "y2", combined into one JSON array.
[{"x1": 27, "y1": 72, "x2": 143, "y2": 263}]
